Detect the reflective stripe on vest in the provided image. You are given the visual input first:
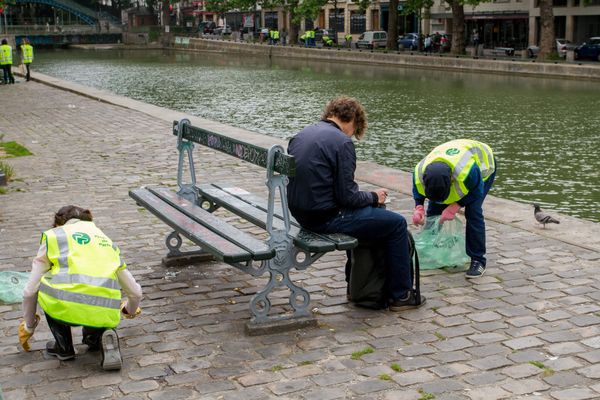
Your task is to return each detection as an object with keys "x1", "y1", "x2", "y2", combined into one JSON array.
[
  {"x1": 0, "y1": 45, "x2": 12, "y2": 65},
  {"x1": 414, "y1": 139, "x2": 495, "y2": 204},
  {"x1": 38, "y1": 221, "x2": 123, "y2": 328},
  {"x1": 21, "y1": 44, "x2": 33, "y2": 63}
]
